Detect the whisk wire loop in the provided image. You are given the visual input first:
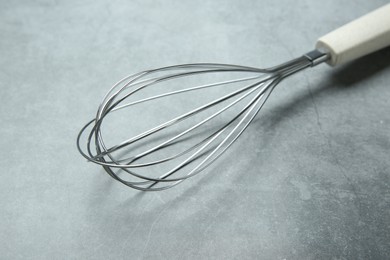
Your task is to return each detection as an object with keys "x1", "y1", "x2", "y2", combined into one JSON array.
[{"x1": 77, "y1": 51, "x2": 328, "y2": 191}]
